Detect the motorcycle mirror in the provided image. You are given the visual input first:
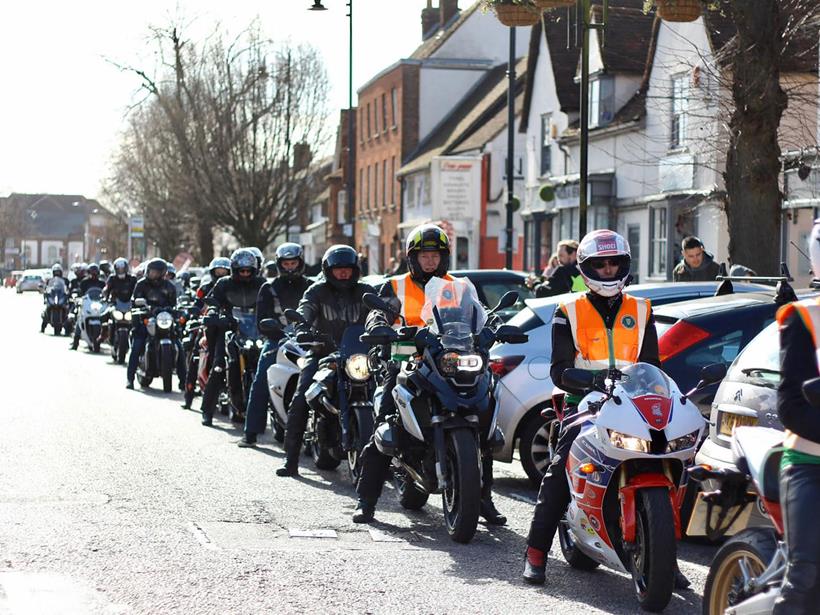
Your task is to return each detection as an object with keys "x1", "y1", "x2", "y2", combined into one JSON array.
[
  {"x1": 494, "y1": 324, "x2": 528, "y2": 344},
  {"x1": 490, "y1": 291, "x2": 519, "y2": 314},
  {"x1": 258, "y1": 318, "x2": 279, "y2": 336},
  {"x1": 561, "y1": 368, "x2": 595, "y2": 391},
  {"x1": 683, "y1": 363, "x2": 727, "y2": 399},
  {"x1": 284, "y1": 309, "x2": 305, "y2": 324},
  {"x1": 802, "y1": 376, "x2": 820, "y2": 408},
  {"x1": 134, "y1": 298, "x2": 147, "y2": 308},
  {"x1": 360, "y1": 325, "x2": 398, "y2": 346},
  {"x1": 363, "y1": 293, "x2": 391, "y2": 313}
]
